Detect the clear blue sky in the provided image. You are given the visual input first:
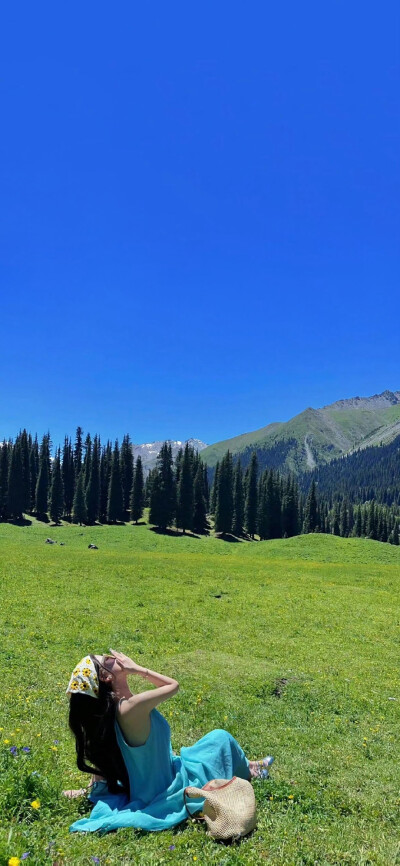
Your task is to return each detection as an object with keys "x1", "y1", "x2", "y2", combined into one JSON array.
[{"x1": 1, "y1": 2, "x2": 399, "y2": 450}]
